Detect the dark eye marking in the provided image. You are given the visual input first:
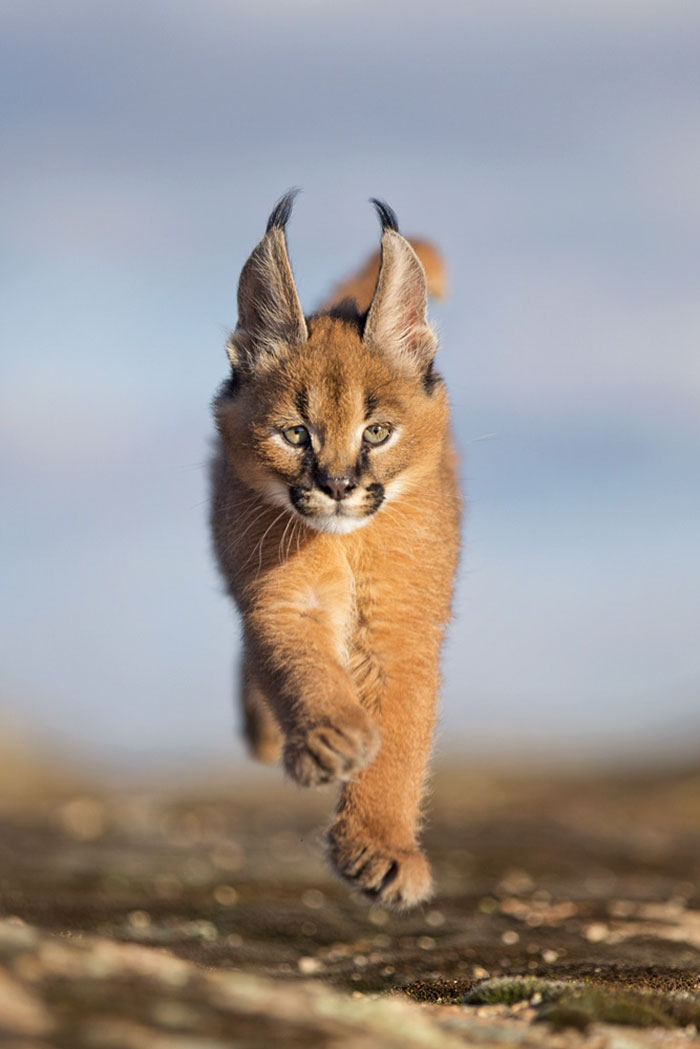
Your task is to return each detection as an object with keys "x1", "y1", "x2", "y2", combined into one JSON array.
[
  {"x1": 364, "y1": 392, "x2": 379, "y2": 418},
  {"x1": 295, "y1": 387, "x2": 309, "y2": 420},
  {"x1": 356, "y1": 444, "x2": 370, "y2": 475}
]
